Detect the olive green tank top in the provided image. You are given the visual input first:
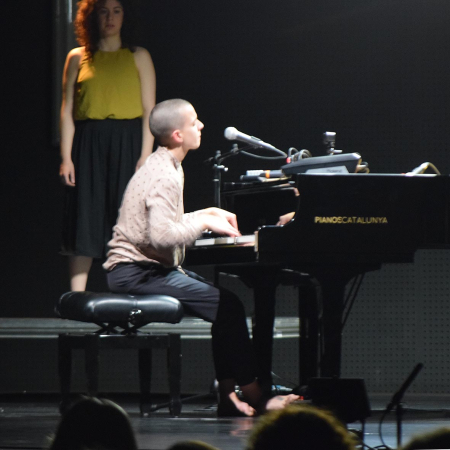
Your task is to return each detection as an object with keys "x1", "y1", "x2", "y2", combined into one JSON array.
[{"x1": 74, "y1": 48, "x2": 143, "y2": 121}]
